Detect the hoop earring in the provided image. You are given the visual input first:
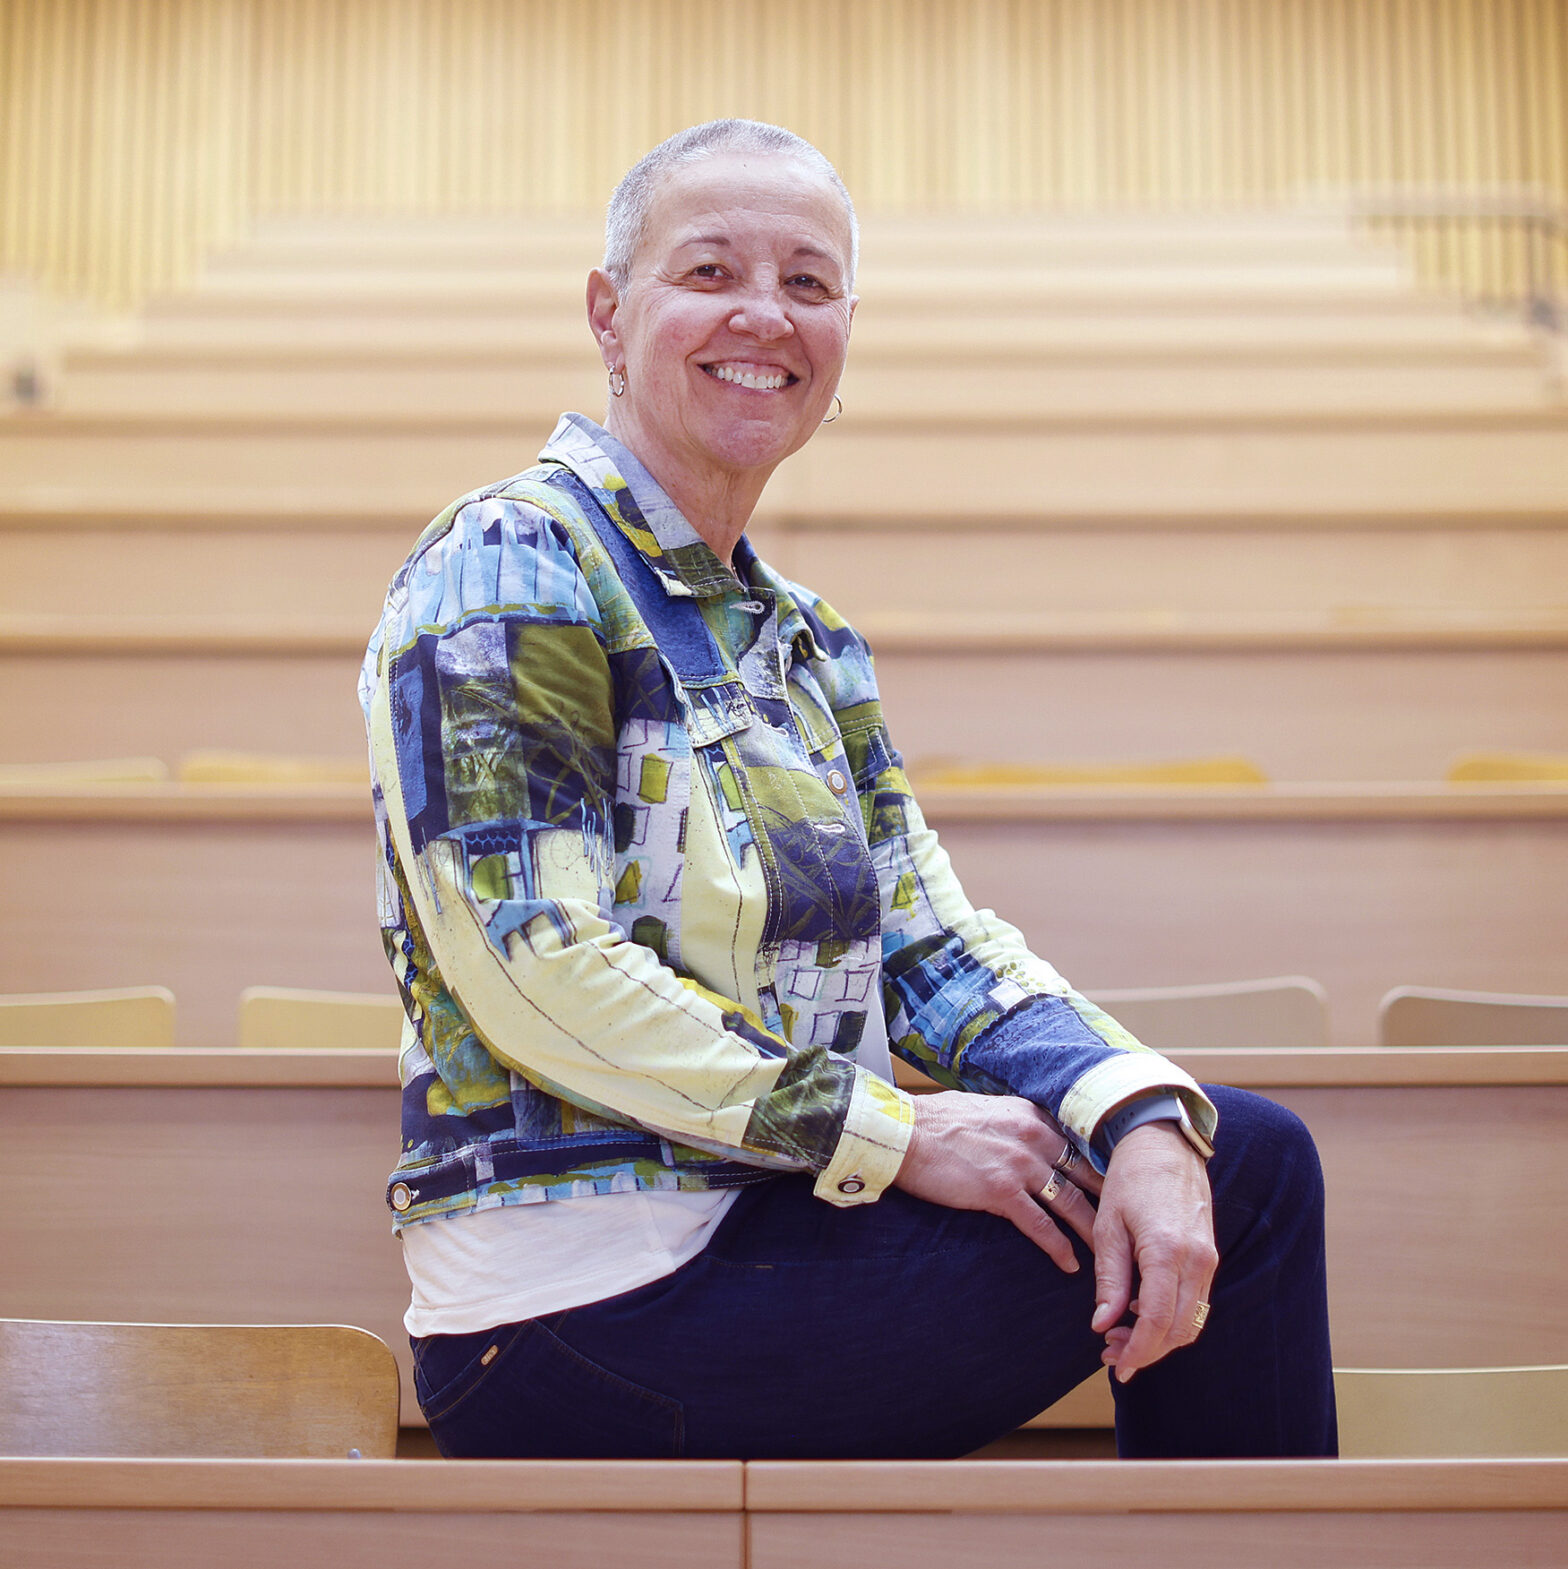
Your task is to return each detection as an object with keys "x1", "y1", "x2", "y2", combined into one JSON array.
[
  {"x1": 608, "y1": 367, "x2": 627, "y2": 398},
  {"x1": 821, "y1": 394, "x2": 842, "y2": 424}
]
